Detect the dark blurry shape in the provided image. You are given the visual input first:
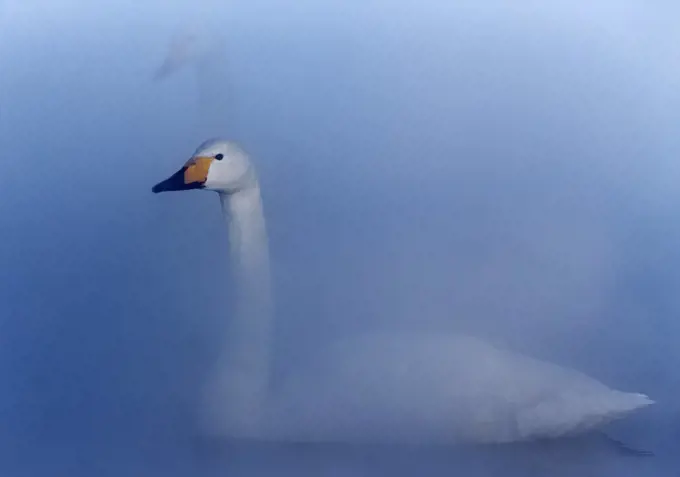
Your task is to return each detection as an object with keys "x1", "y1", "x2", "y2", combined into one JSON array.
[
  {"x1": 153, "y1": 23, "x2": 234, "y2": 141},
  {"x1": 152, "y1": 138, "x2": 654, "y2": 446},
  {"x1": 603, "y1": 434, "x2": 654, "y2": 457},
  {"x1": 153, "y1": 27, "x2": 202, "y2": 81}
]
